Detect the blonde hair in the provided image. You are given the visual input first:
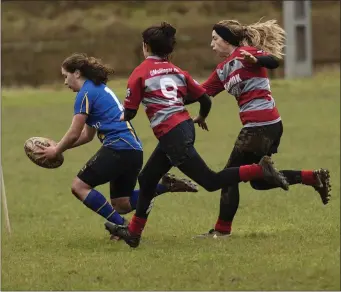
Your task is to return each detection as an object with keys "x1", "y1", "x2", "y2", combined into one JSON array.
[{"x1": 217, "y1": 19, "x2": 286, "y2": 59}]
